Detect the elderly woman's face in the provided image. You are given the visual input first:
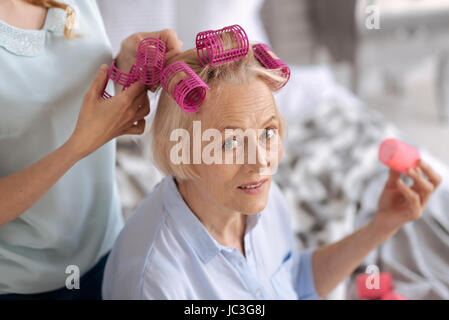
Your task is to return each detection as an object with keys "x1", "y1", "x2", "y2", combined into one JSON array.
[{"x1": 192, "y1": 79, "x2": 283, "y2": 214}]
